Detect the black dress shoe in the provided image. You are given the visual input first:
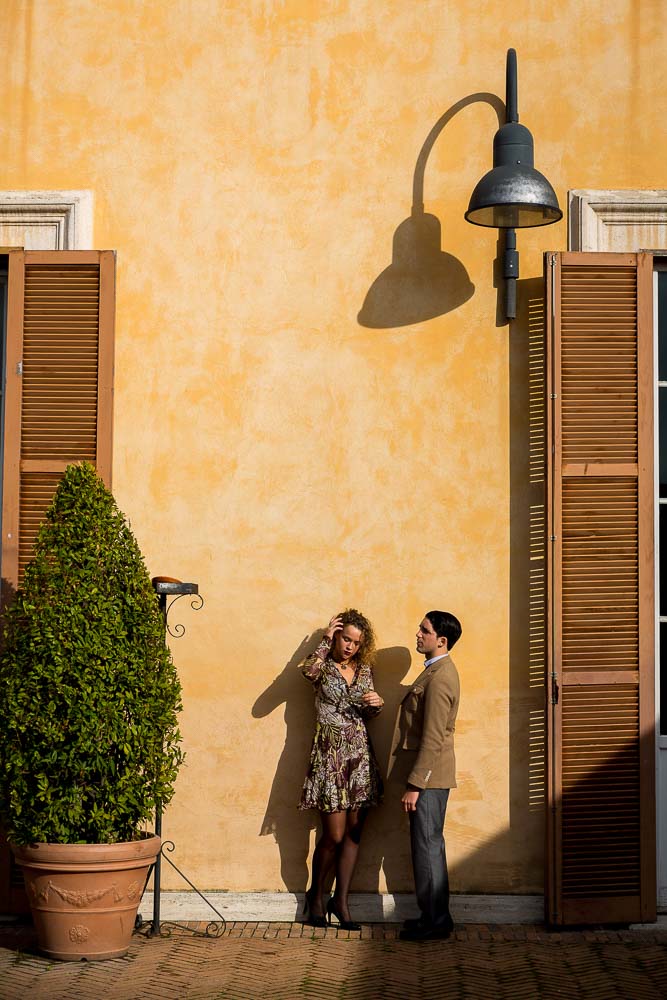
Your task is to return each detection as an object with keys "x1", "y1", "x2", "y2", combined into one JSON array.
[
  {"x1": 326, "y1": 897, "x2": 361, "y2": 931},
  {"x1": 399, "y1": 922, "x2": 453, "y2": 941},
  {"x1": 402, "y1": 917, "x2": 426, "y2": 930},
  {"x1": 402, "y1": 916, "x2": 454, "y2": 933},
  {"x1": 302, "y1": 891, "x2": 327, "y2": 928}
]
